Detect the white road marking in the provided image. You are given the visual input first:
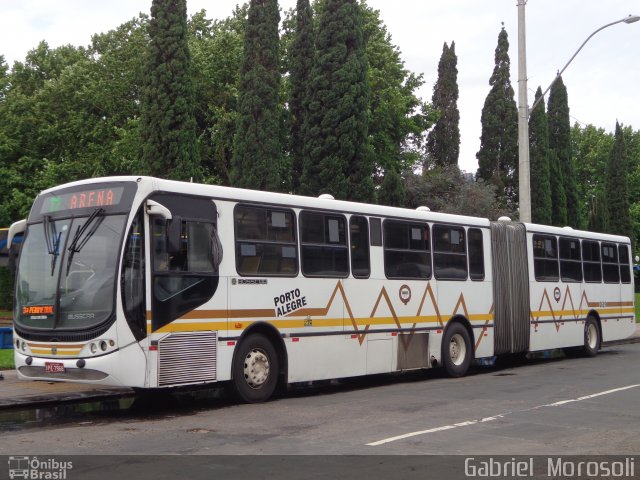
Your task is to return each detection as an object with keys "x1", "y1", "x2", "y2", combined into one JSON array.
[
  {"x1": 536, "y1": 384, "x2": 640, "y2": 408},
  {"x1": 366, "y1": 384, "x2": 640, "y2": 447}
]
